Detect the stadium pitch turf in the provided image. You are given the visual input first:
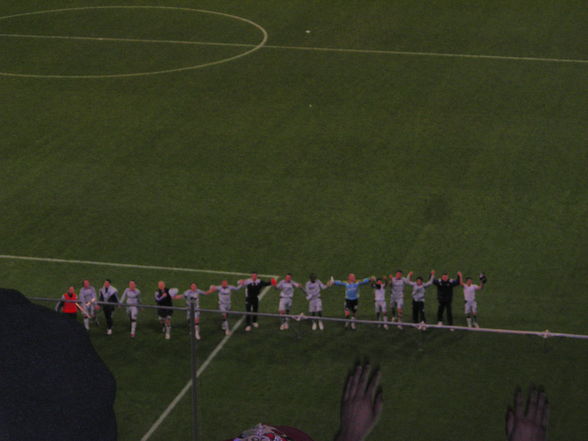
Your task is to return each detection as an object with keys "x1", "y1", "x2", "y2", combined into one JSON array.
[{"x1": 1, "y1": 1, "x2": 587, "y2": 440}]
